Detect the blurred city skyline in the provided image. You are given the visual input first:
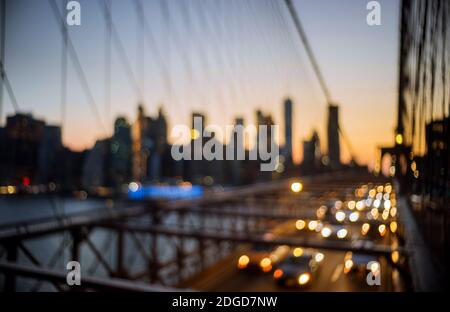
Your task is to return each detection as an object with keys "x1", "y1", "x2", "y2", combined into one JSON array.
[{"x1": 2, "y1": 0, "x2": 400, "y2": 167}]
